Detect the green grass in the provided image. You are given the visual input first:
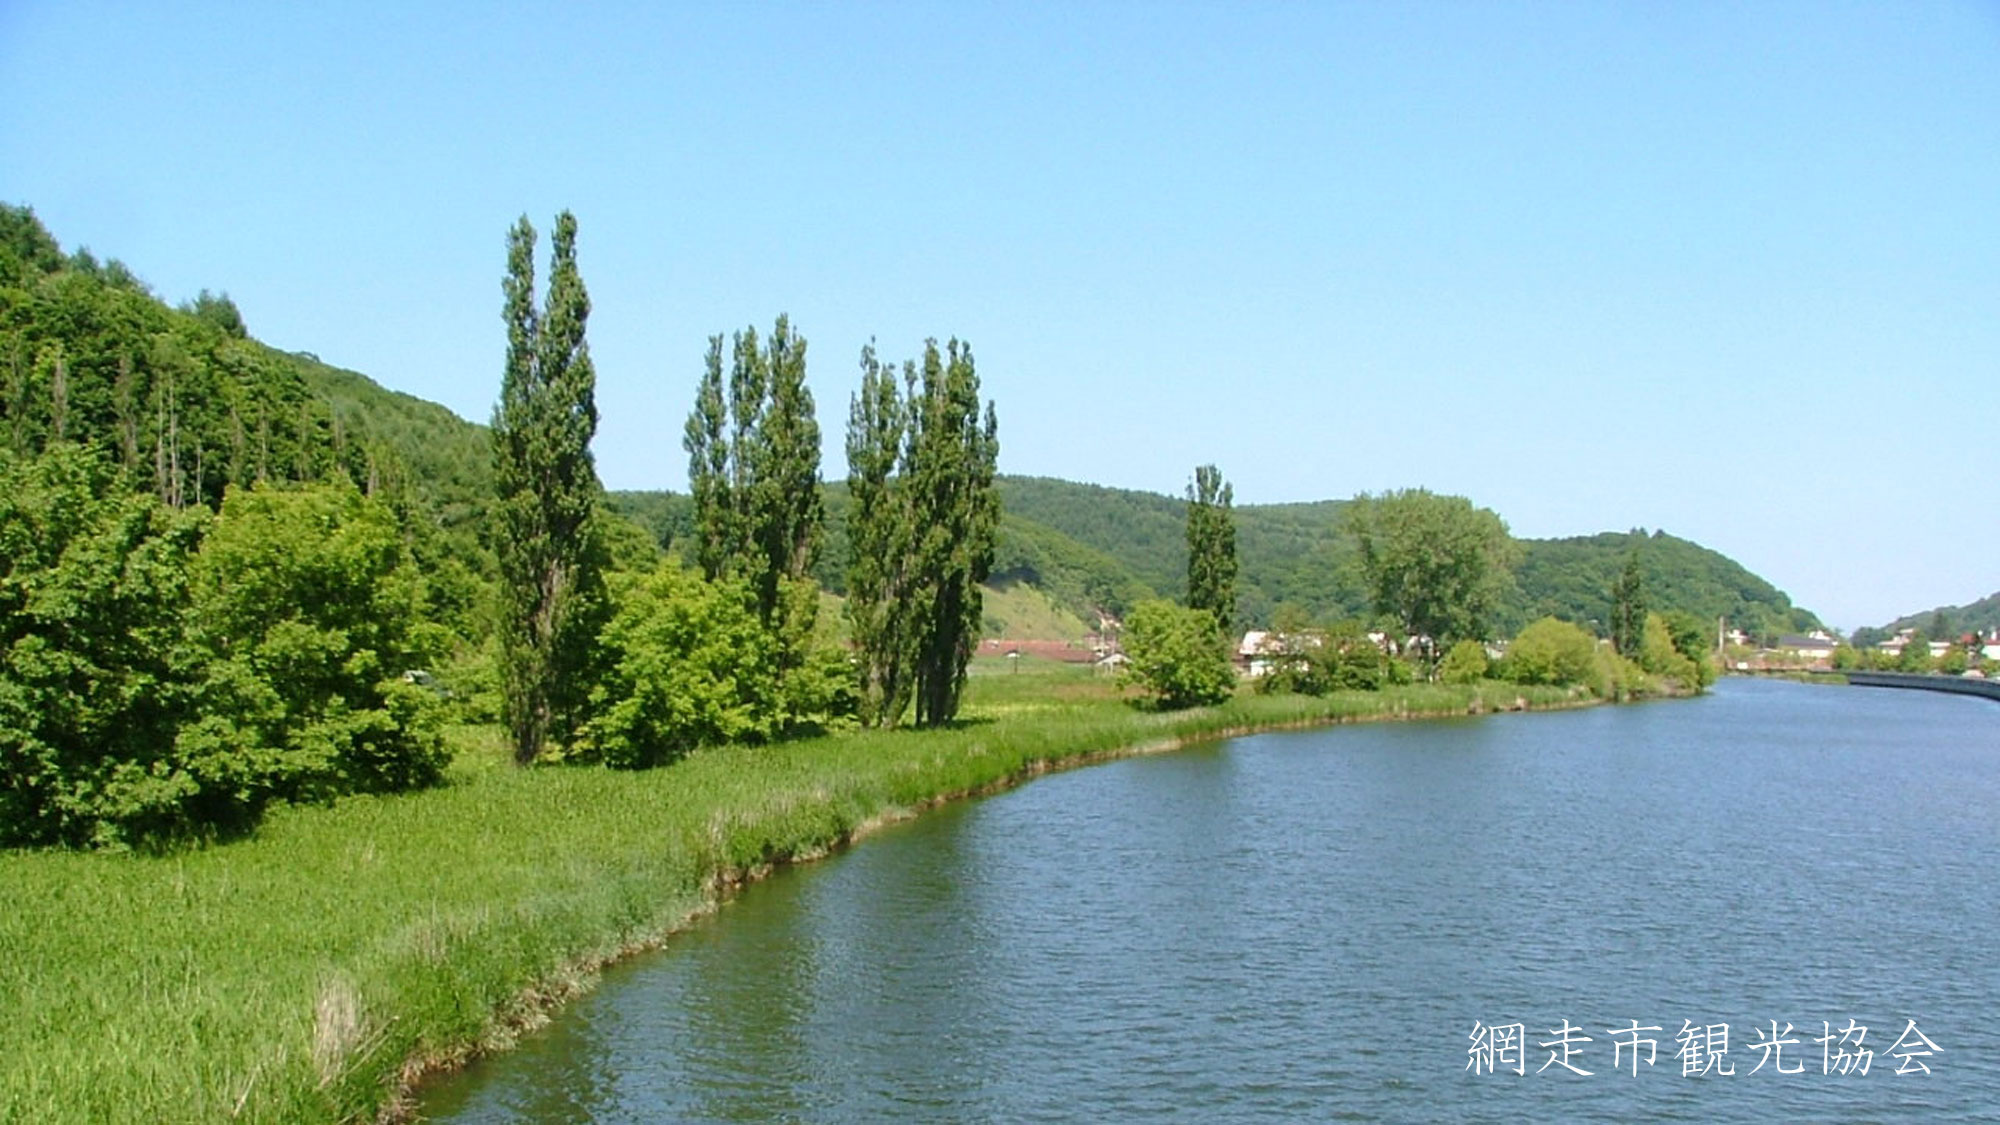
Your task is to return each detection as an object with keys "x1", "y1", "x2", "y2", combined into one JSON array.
[{"x1": 0, "y1": 660, "x2": 1582, "y2": 1123}]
